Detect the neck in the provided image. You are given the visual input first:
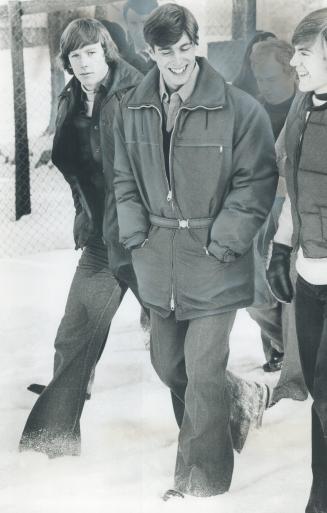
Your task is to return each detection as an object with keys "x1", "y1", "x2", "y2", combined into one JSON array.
[{"x1": 82, "y1": 85, "x2": 96, "y2": 93}]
